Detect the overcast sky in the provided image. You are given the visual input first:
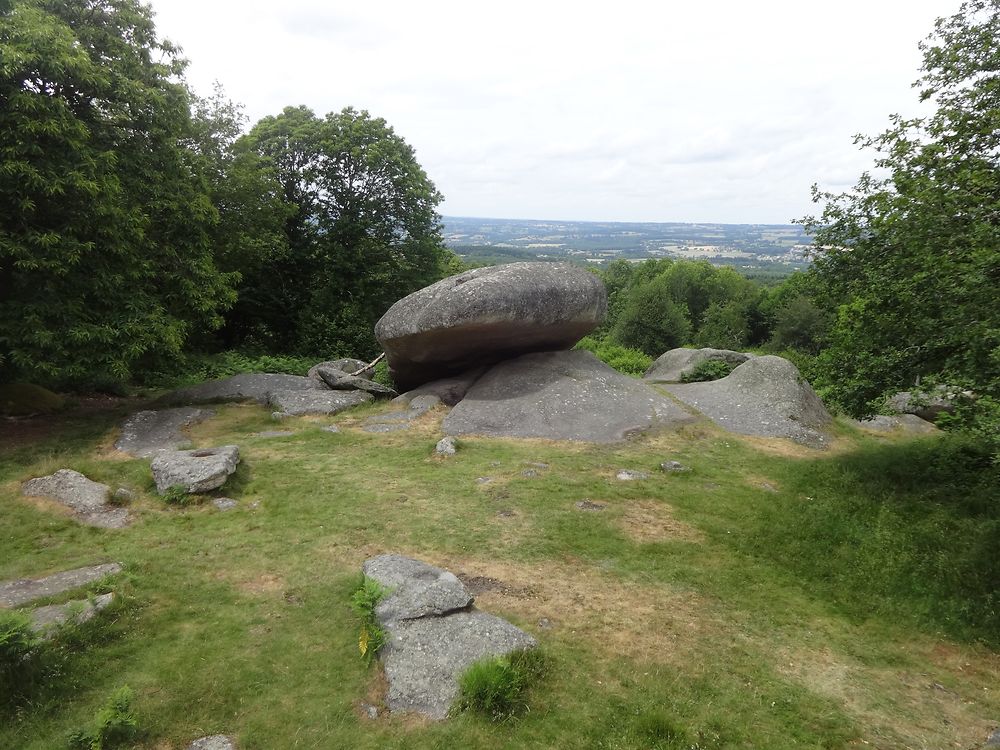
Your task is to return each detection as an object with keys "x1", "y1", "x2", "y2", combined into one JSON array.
[{"x1": 150, "y1": 1, "x2": 955, "y2": 224}]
